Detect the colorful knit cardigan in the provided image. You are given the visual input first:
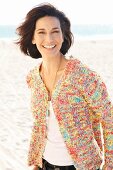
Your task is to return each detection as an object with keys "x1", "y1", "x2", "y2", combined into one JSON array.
[{"x1": 26, "y1": 58, "x2": 113, "y2": 170}]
